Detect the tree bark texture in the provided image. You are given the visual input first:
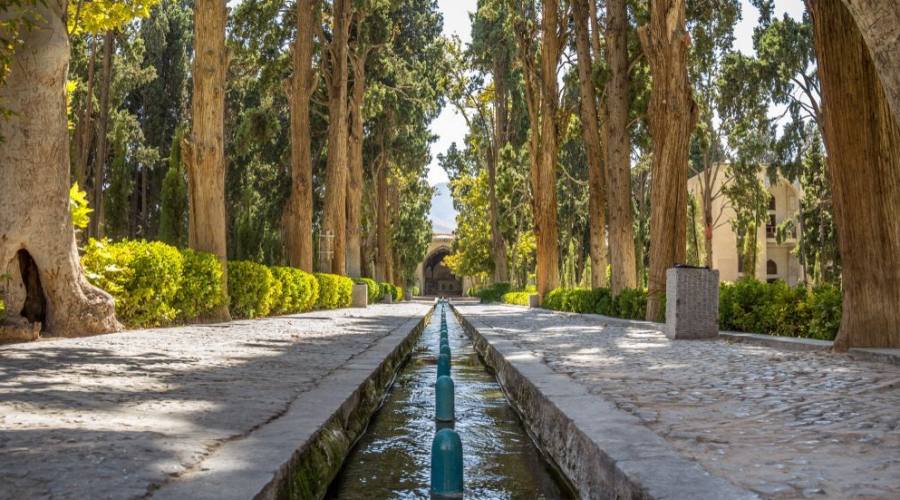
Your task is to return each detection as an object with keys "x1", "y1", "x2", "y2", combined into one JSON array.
[
  {"x1": 839, "y1": 0, "x2": 900, "y2": 124},
  {"x1": 89, "y1": 30, "x2": 114, "y2": 238},
  {"x1": 639, "y1": 0, "x2": 699, "y2": 321},
  {"x1": 375, "y1": 154, "x2": 392, "y2": 283},
  {"x1": 182, "y1": 0, "x2": 230, "y2": 321},
  {"x1": 319, "y1": 0, "x2": 352, "y2": 275},
  {"x1": 346, "y1": 49, "x2": 365, "y2": 278},
  {"x1": 573, "y1": 0, "x2": 609, "y2": 289},
  {"x1": 0, "y1": 0, "x2": 120, "y2": 336},
  {"x1": 605, "y1": 0, "x2": 639, "y2": 294},
  {"x1": 489, "y1": 53, "x2": 510, "y2": 283},
  {"x1": 73, "y1": 35, "x2": 96, "y2": 188},
  {"x1": 534, "y1": 0, "x2": 562, "y2": 299},
  {"x1": 811, "y1": 0, "x2": 900, "y2": 349},
  {"x1": 284, "y1": 0, "x2": 316, "y2": 272}
]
